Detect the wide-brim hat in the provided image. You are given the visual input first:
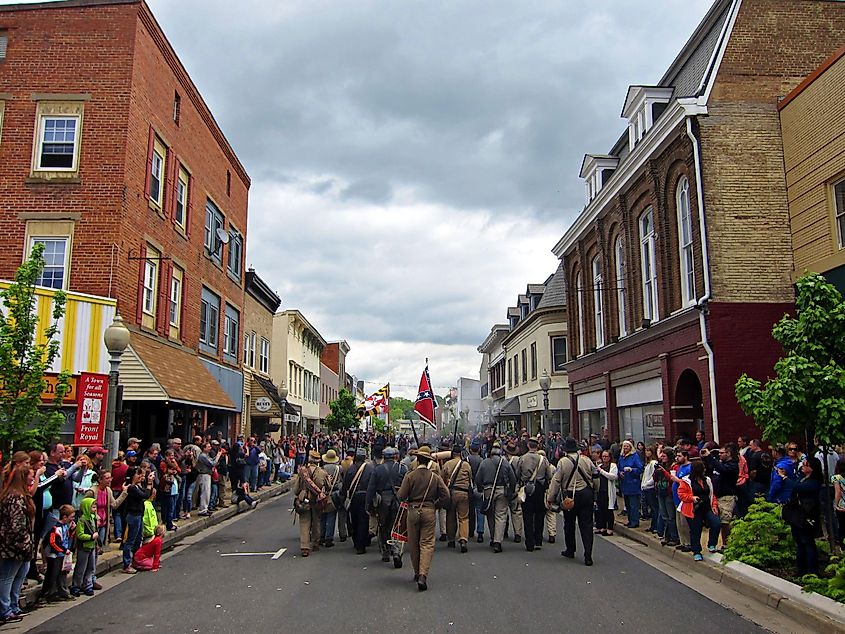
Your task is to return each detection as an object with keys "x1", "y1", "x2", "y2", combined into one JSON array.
[
  {"x1": 322, "y1": 449, "x2": 339, "y2": 464},
  {"x1": 563, "y1": 437, "x2": 578, "y2": 453},
  {"x1": 527, "y1": 436, "x2": 540, "y2": 447},
  {"x1": 504, "y1": 442, "x2": 519, "y2": 456},
  {"x1": 411, "y1": 446, "x2": 433, "y2": 458},
  {"x1": 308, "y1": 450, "x2": 321, "y2": 463}
]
